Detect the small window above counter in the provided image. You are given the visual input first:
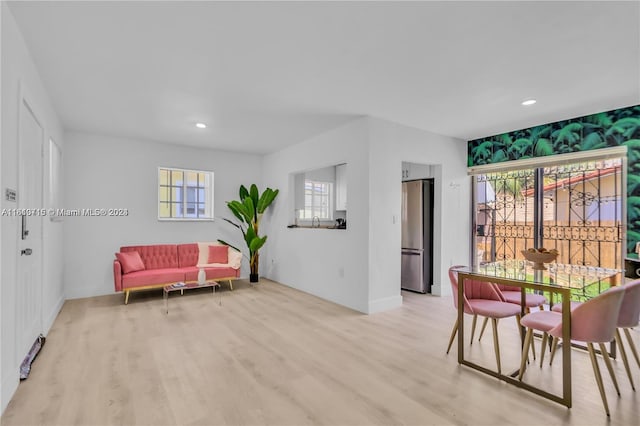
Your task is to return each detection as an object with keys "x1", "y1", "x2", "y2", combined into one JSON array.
[{"x1": 289, "y1": 163, "x2": 347, "y2": 229}]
